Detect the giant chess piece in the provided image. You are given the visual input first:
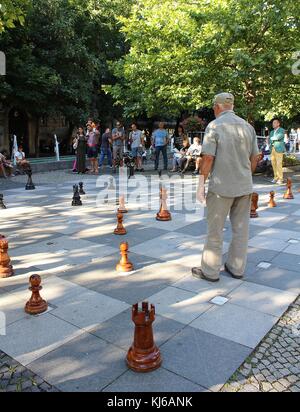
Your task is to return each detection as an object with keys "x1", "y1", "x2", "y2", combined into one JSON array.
[
  {"x1": 250, "y1": 192, "x2": 259, "y2": 218},
  {"x1": 118, "y1": 195, "x2": 128, "y2": 214},
  {"x1": 268, "y1": 191, "x2": 277, "y2": 208},
  {"x1": 25, "y1": 274, "x2": 48, "y2": 315},
  {"x1": 25, "y1": 168, "x2": 35, "y2": 190},
  {"x1": 127, "y1": 302, "x2": 162, "y2": 373},
  {"x1": 0, "y1": 235, "x2": 14, "y2": 278},
  {"x1": 0, "y1": 194, "x2": 6, "y2": 209},
  {"x1": 78, "y1": 182, "x2": 86, "y2": 195},
  {"x1": 156, "y1": 187, "x2": 172, "y2": 221},
  {"x1": 283, "y1": 178, "x2": 294, "y2": 199},
  {"x1": 114, "y1": 212, "x2": 127, "y2": 235},
  {"x1": 72, "y1": 184, "x2": 82, "y2": 206},
  {"x1": 116, "y1": 242, "x2": 133, "y2": 272}
]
